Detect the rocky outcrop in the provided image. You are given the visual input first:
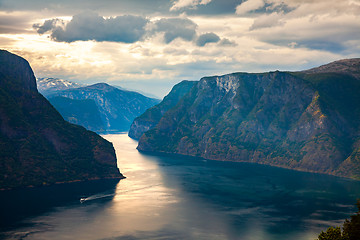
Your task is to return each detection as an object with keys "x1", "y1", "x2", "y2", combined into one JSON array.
[
  {"x1": 128, "y1": 80, "x2": 196, "y2": 140},
  {"x1": 48, "y1": 83, "x2": 160, "y2": 133},
  {"x1": 0, "y1": 50, "x2": 124, "y2": 190},
  {"x1": 137, "y1": 59, "x2": 360, "y2": 179}
]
